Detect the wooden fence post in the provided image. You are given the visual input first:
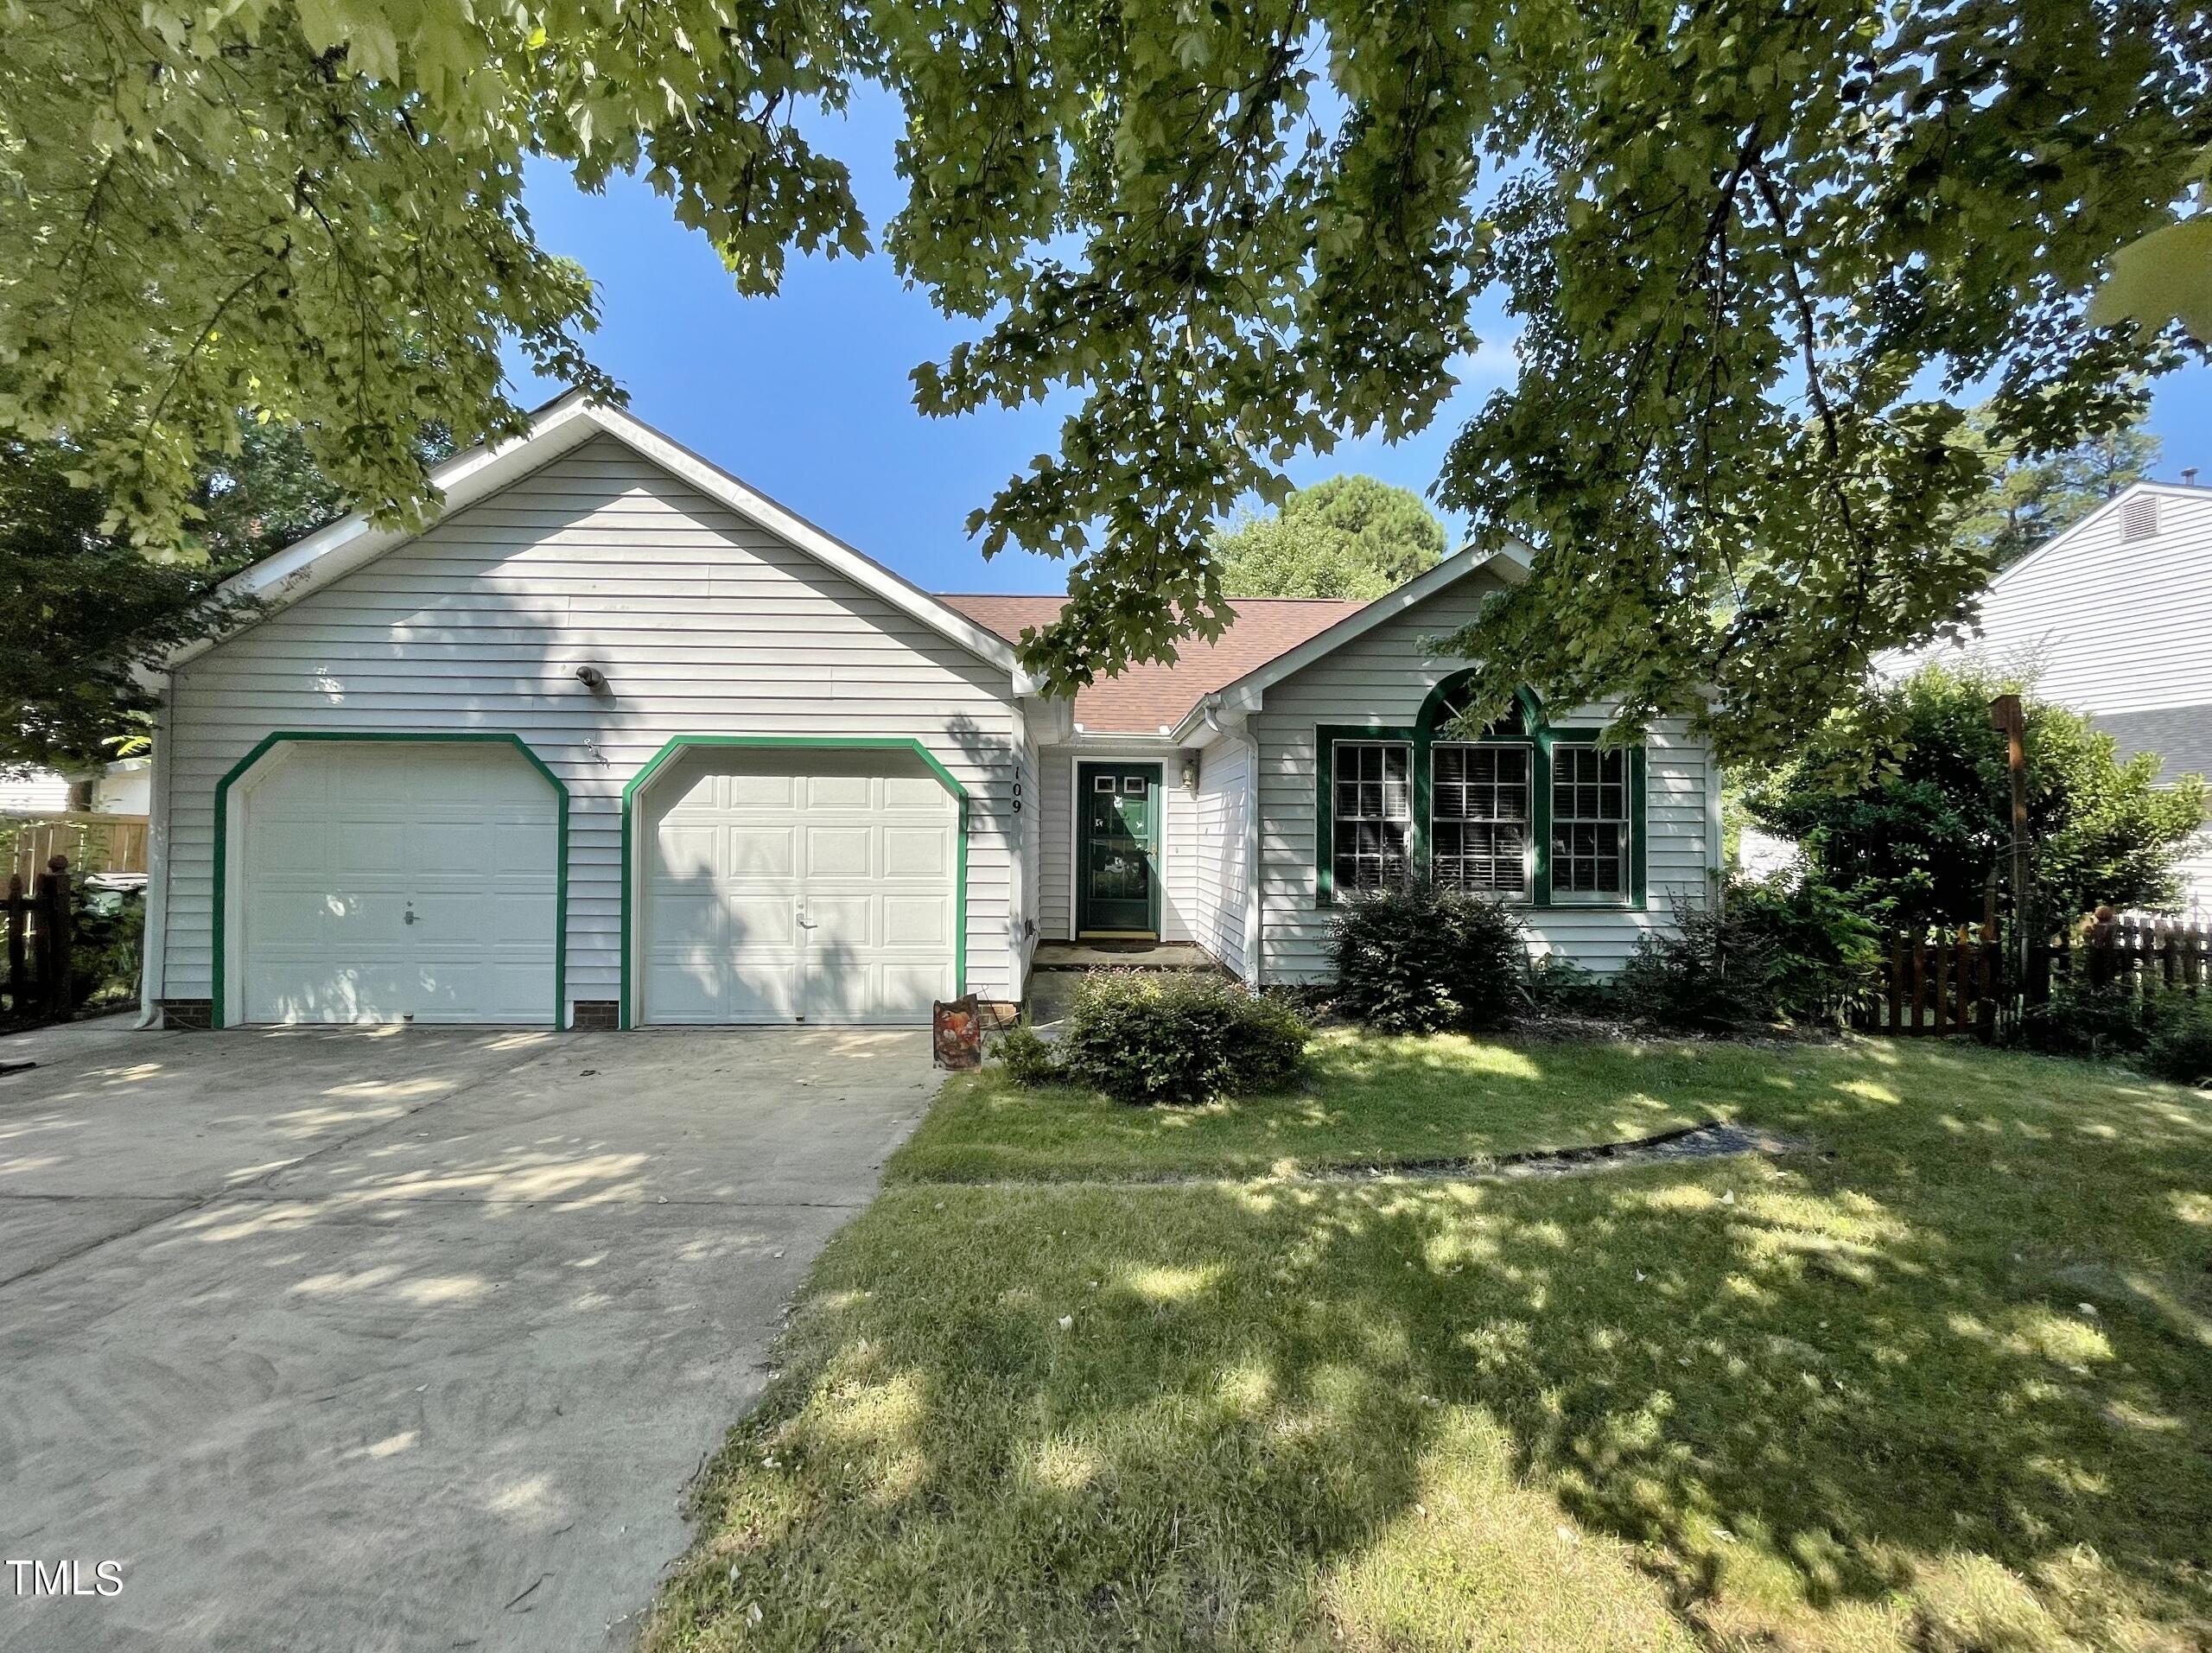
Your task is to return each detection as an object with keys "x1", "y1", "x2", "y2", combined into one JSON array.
[
  {"x1": 4, "y1": 872, "x2": 22, "y2": 1015},
  {"x1": 34, "y1": 855, "x2": 71, "y2": 1020}
]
